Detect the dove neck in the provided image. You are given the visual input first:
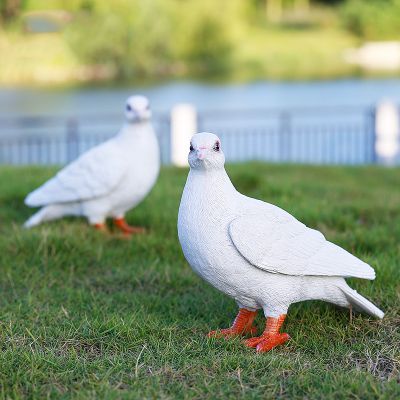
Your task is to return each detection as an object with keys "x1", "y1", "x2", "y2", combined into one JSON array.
[
  {"x1": 118, "y1": 121, "x2": 153, "y2": 141},
  {"x1": 188, "y1": 167, "x2": 236, "y2": 195}
]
